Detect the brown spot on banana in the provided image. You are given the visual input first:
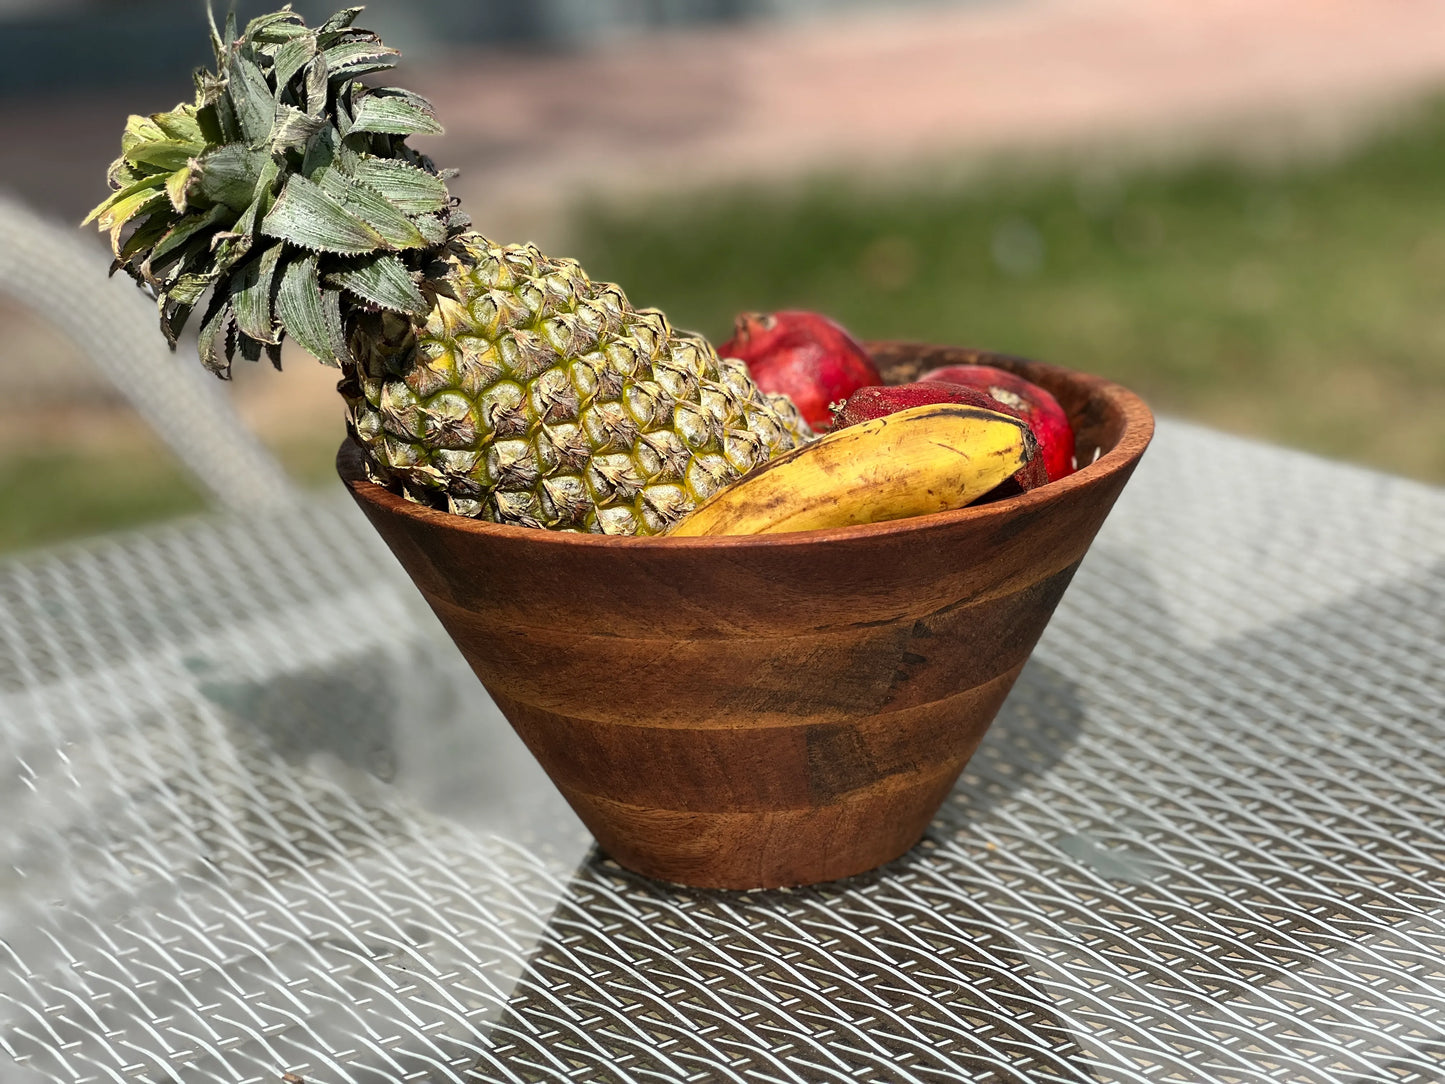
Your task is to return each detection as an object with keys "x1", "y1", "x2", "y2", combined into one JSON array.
[{"x1": 669, "y1": 403, "x2": 1033, "y2": 536}]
